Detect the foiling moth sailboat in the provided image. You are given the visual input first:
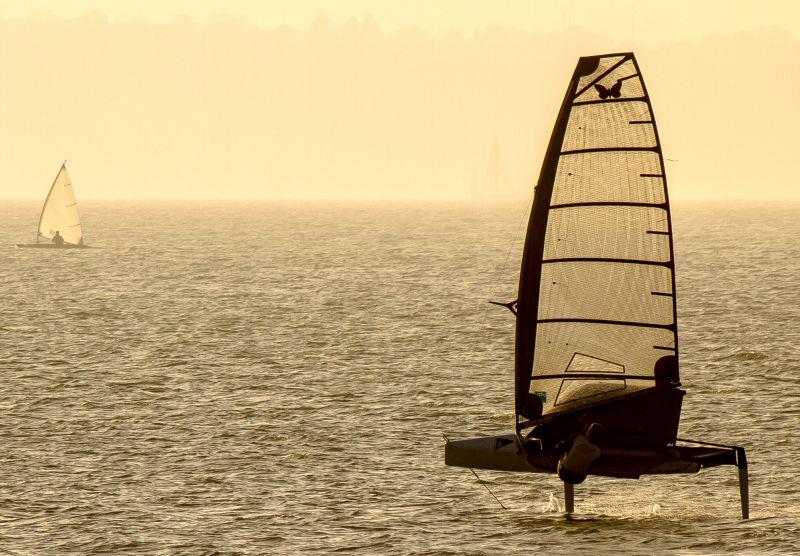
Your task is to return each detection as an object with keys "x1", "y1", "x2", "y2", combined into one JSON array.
[
  {"x1": 445, "y1": 53, "x2": 749, "y2": 518},
  {"x1": 16, "y1": 162, "x2": 89, "y2": 249}
]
